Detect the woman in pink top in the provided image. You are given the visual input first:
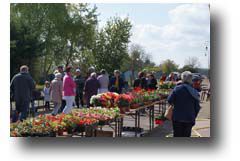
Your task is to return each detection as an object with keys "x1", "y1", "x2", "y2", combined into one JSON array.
[{"x1": 62, "y1": 66, "x2": 76, "y2": 114}]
